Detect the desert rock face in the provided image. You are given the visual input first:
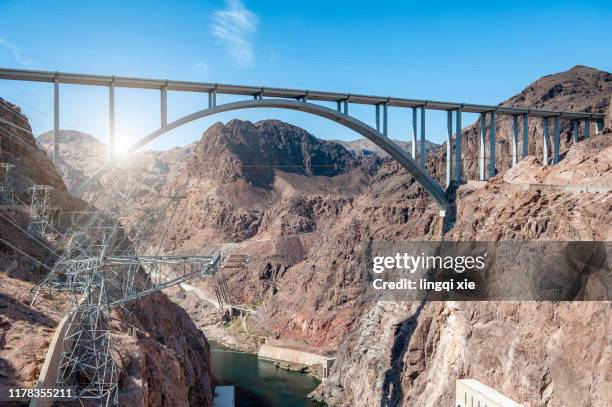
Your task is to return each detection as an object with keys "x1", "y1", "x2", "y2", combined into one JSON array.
[
  {"x1": 23, "y1": 65, "x2": 612, "y2": 406},
  {"x1": 427, "y1": 65, "x2": 612, "y2": 182},
  {"x1": 0, "y1": 99, "x2": 216, "y2": 406},
  {"x1": 315, "y1": 140, "x2": 611, "y2": 407}
]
